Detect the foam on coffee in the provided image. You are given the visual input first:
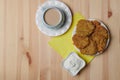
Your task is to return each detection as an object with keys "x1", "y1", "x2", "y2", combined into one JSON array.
[{"x1": 44, "y1": 8, "x2": 61, "y2": 26}]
